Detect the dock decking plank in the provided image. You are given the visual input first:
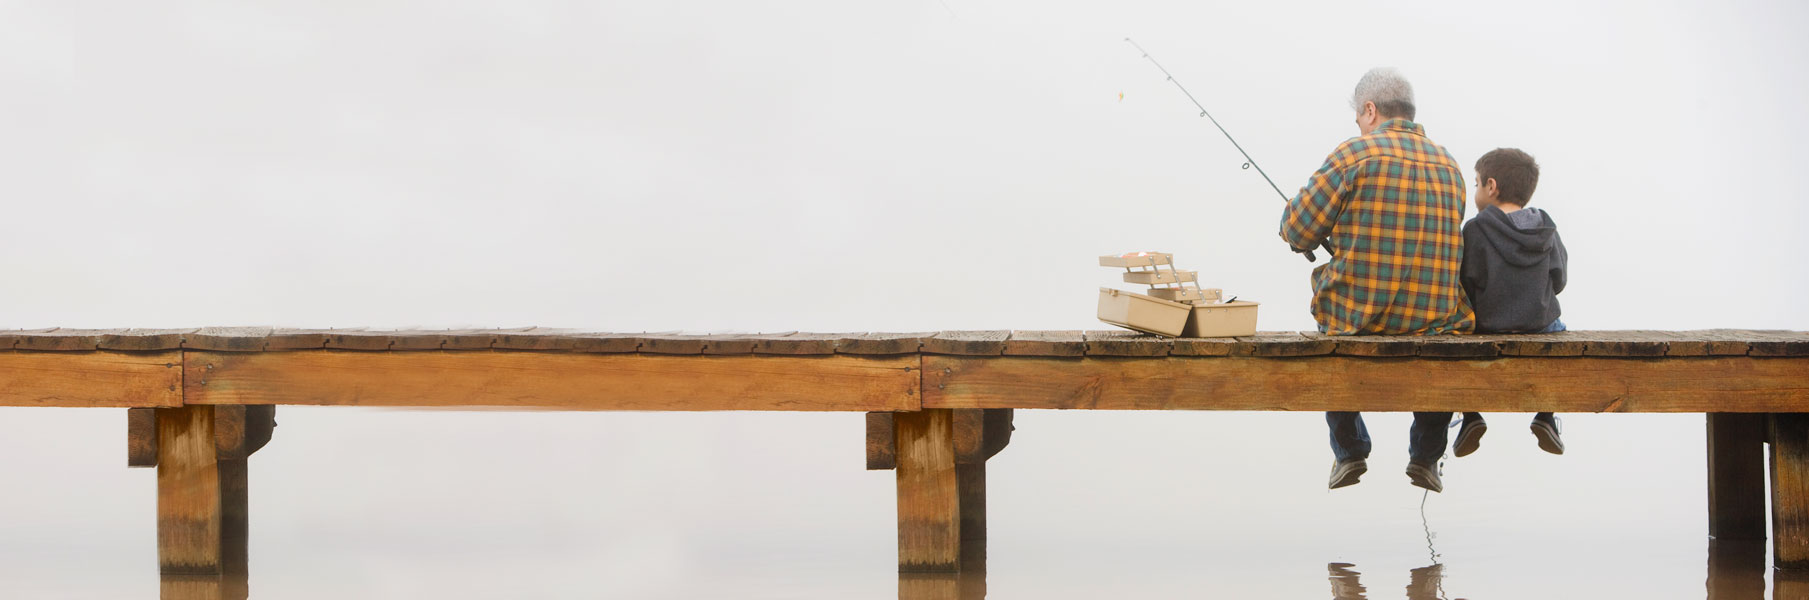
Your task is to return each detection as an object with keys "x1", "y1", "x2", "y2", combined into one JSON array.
[
  {"x1": 1234, "y1": 332, "x2": 1336, "y2": 357},
  {"x1": 1003, "y1": 331, "x2": 1084, "y2": 357},
  {"x1": 923, "y1": 331, "x2": 1009, "y2": 356},
  {"x1": 1084, "y1": 330, "x2": 1170, "y2": 357},
  {"x1": 839, "y1": 332, "x2": 931, "y2": 355}
]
